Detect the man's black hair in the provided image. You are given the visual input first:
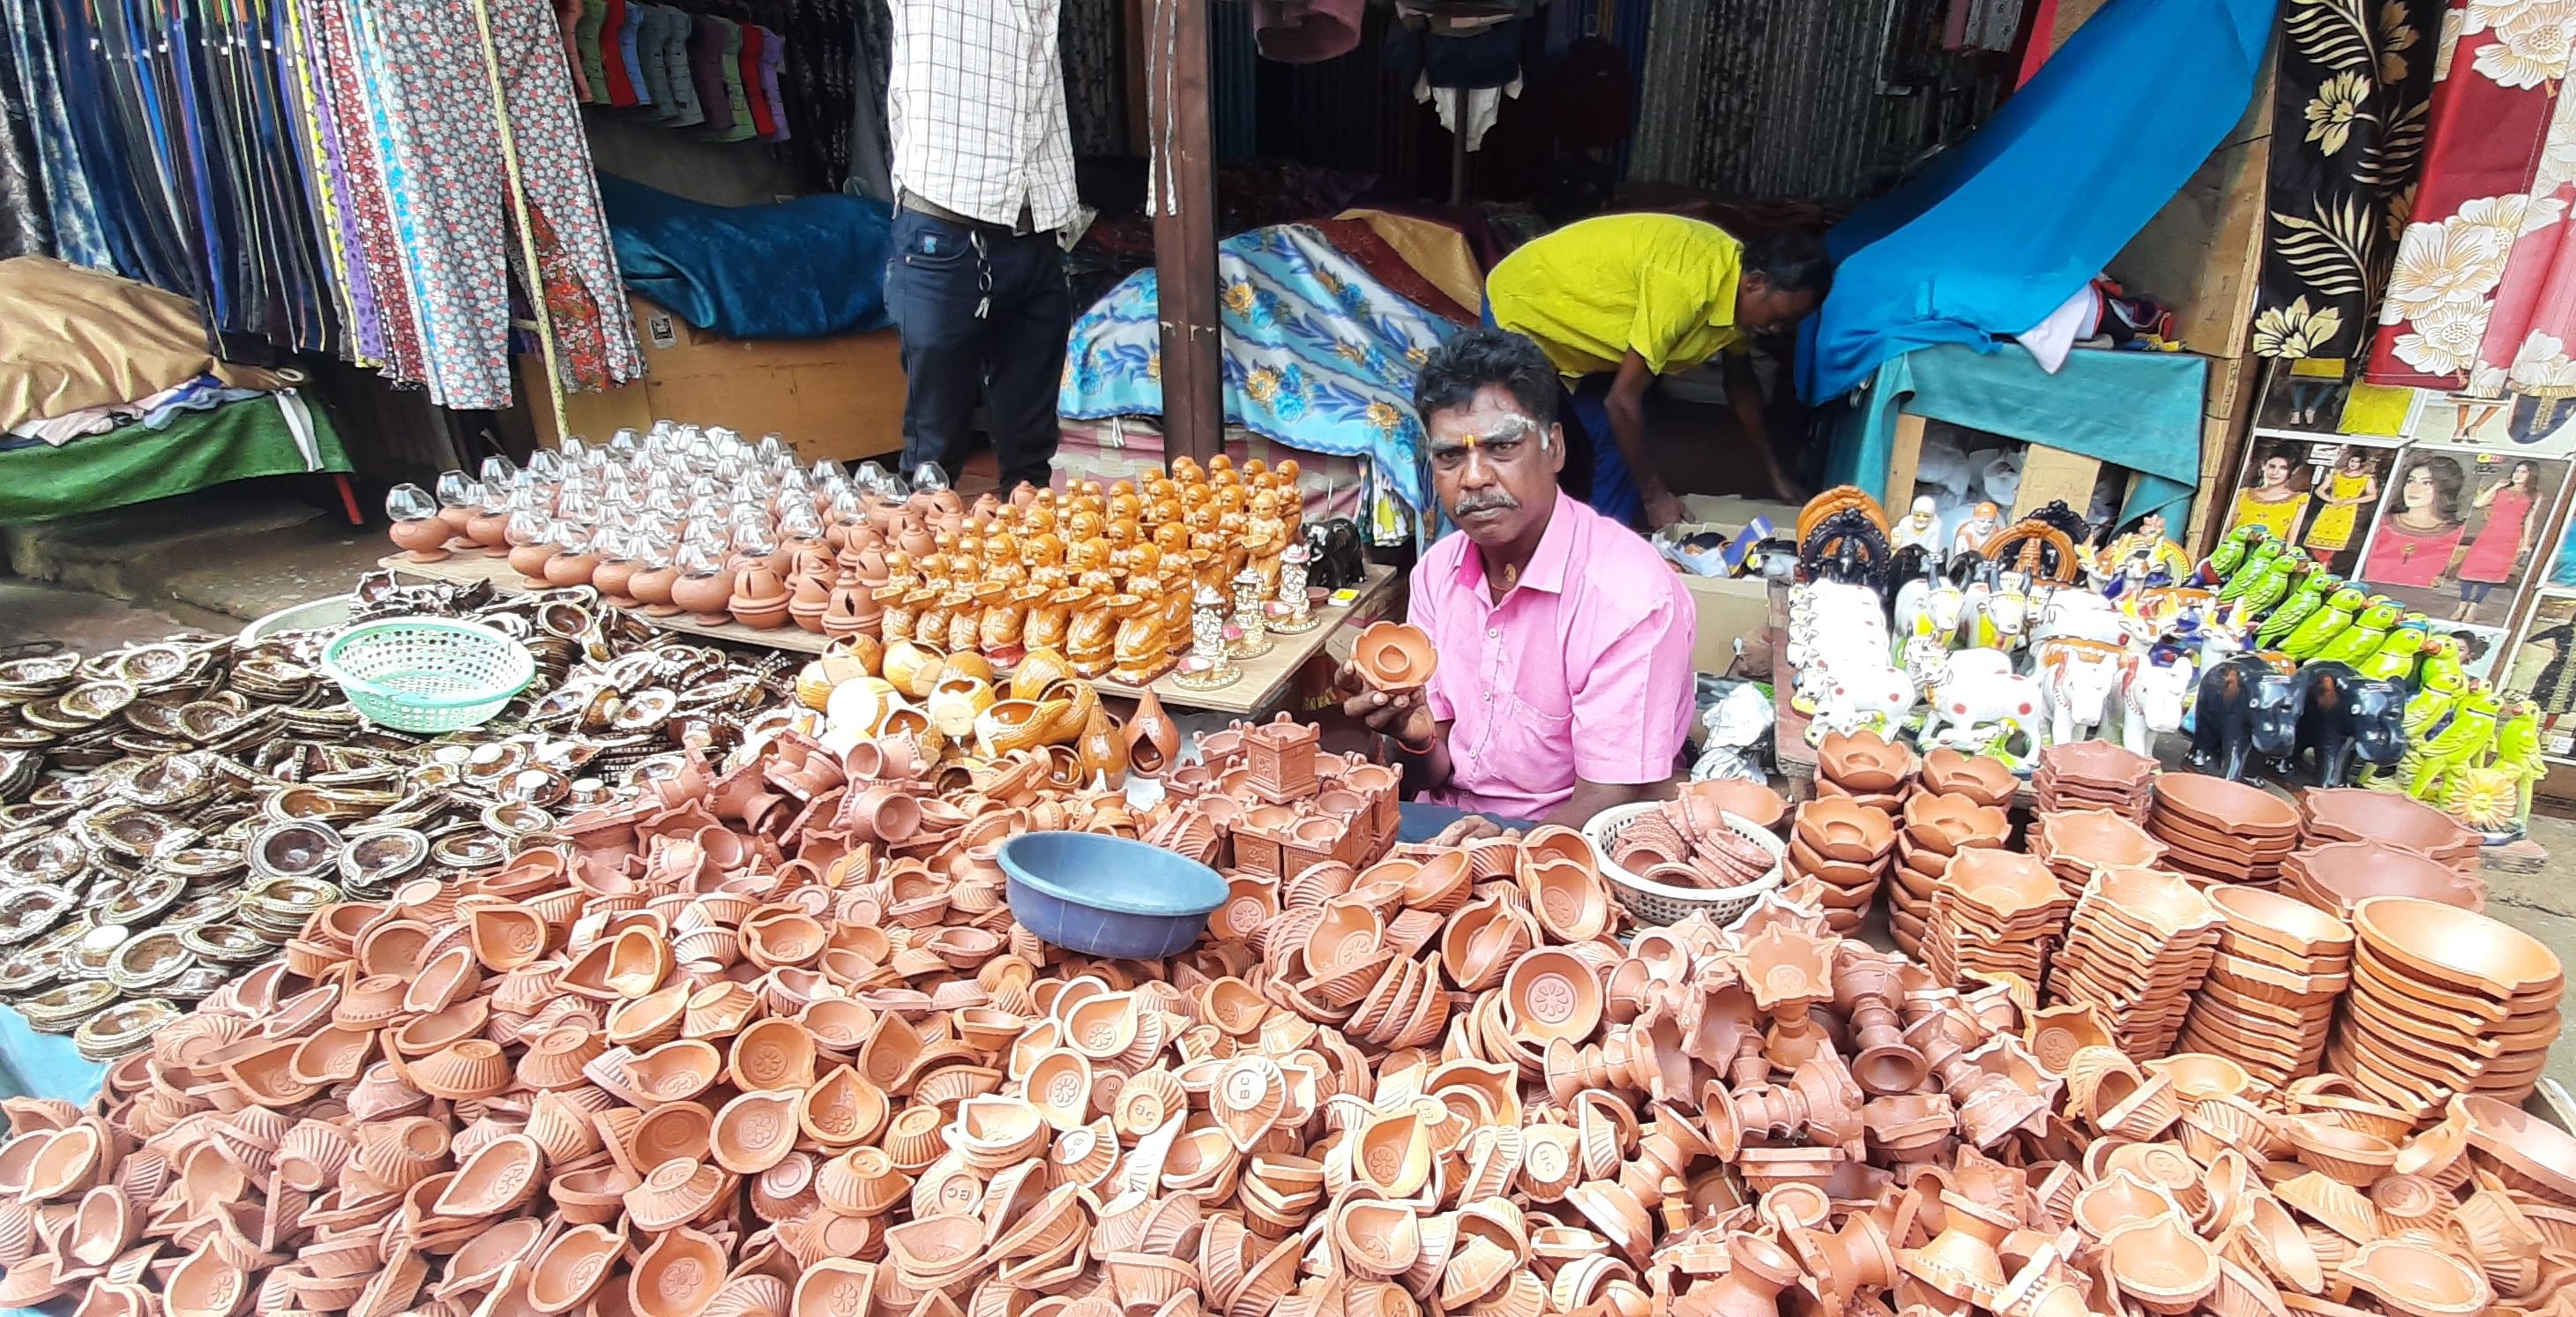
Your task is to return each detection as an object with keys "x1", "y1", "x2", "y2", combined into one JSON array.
[
  {"x1": 1414, "y1": 327, "x2": 1558, "y2": 427},
  {"x1": 1744, "y1": 230, "x2": 1835, "y2": 300}
]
